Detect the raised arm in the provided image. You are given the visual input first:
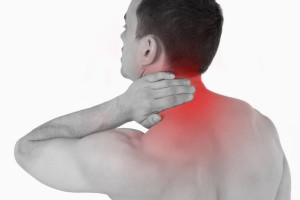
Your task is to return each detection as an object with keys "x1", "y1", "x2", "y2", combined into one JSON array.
[
  {"x1": 14, "y1": 129, "x2": 151, "y2": 194},
  {"x1": 14, "y1": 72, "x2": 195, "y2": 193}
]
